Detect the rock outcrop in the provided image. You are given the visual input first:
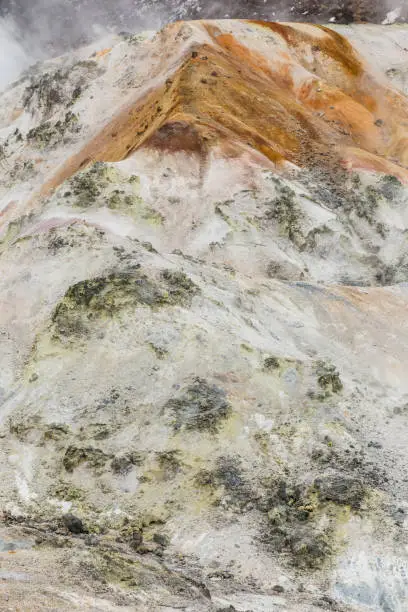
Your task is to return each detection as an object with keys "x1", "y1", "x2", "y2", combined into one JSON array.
[{"x1": 0, "y1": 20, "x2": 408, "y2": 611}]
